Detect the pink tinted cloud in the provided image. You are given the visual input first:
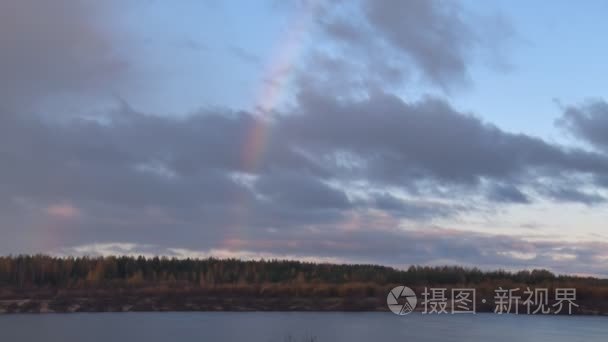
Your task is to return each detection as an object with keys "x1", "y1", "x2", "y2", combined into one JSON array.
[{"x1": 46, "y1": 203, "x2": 81, "y2": 219}]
